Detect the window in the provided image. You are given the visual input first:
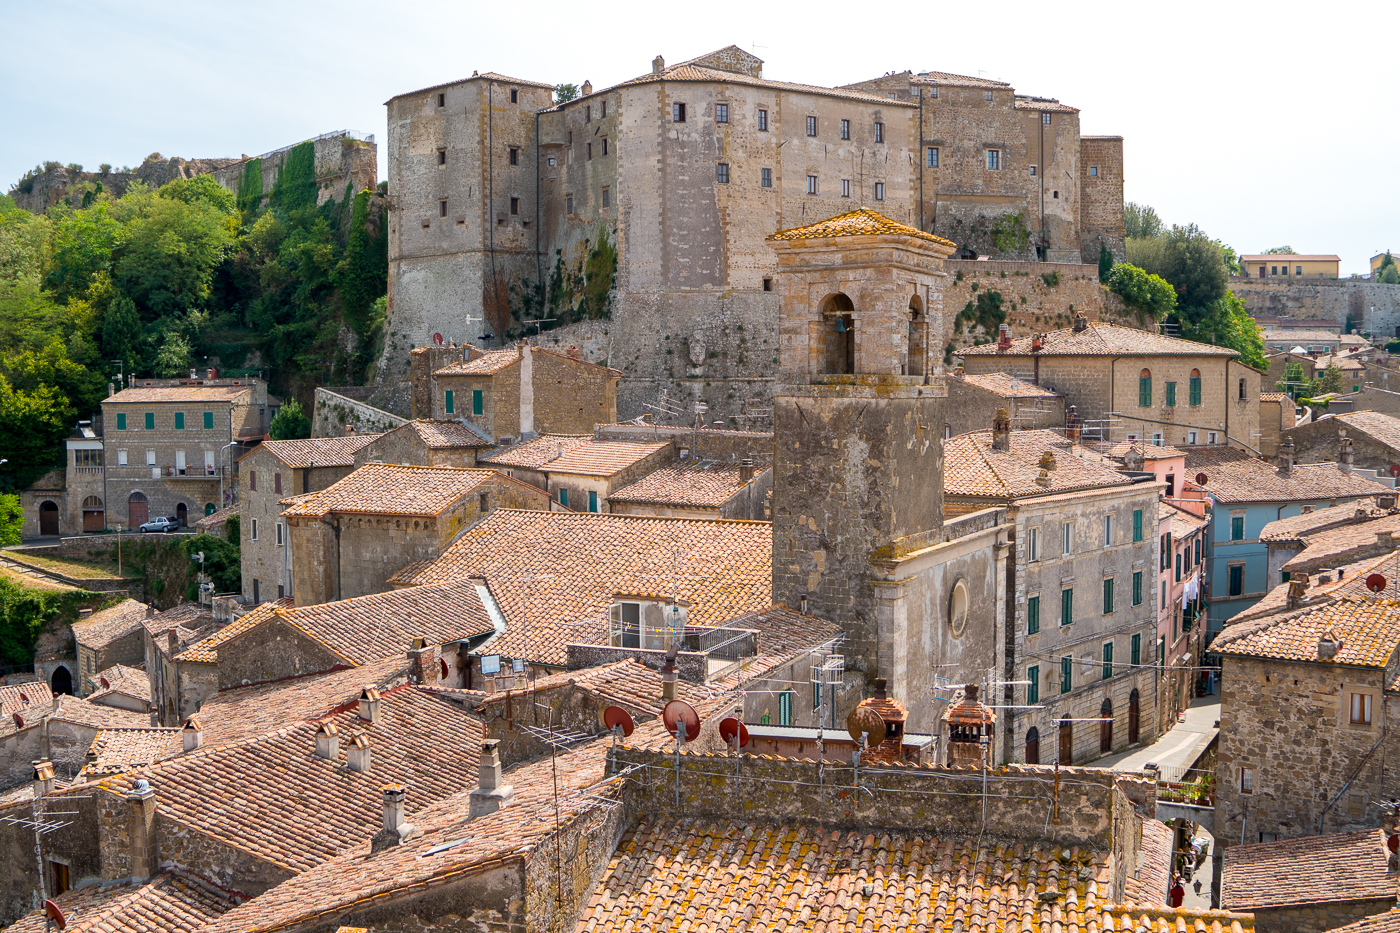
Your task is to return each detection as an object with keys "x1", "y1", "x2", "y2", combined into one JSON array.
[
  {"x1": 761, "y1": 167, "x2": 772, "y2": 188},
  {"x1": 1188, "y1": 431, "x2": 1198, "y2": 444},
  {"x1": 841, "y1": 179, "x2": 851, "y2": 198},
  {"x1": 1209, "y1": 432, "x2": 1218, "y2": 444},
  {"x1": 1162, "y1": 581, "x2": 1168, "y2": 610},
  {"x1": 203, "y1": 411, "x2": 214, "y2": 430},
  {"x1": 1030, "y1": 165, "x2": 1037, "y2": 176},
  {"x1": 1060, "y1": 655, "x2": 1073, "y2": 693},
  {"x1": 1160, "y1": 531, "x2": 1171, "y2": 570},
  {"x1": 144, "y1": 412, "x2": 155, "y2": 430},
  {"x1": 1042, "y1": 112, "x2": 1052, "y2": 125},
  {"x1": 1271, "y1": 266, "x2": 1278, "y2": 276},
  {"x1": 437, "y1": 148, "x2": 446, "y2": 166},
  {"x1": 1195, "y1": 538, "x2": 1202, "y2": 564},
  {"x1": 479, "y1": 492, "x2": 489, "y2": 513},
  {"x1": 874, "y1": 182, "x2": 885, "y2": 201},
  {"x1": 757, "y1": 108, "x2": 768, "y2": 131},
  {"x1": 1062, "y1": 522, "x2": 1073, "y2": 555},
  {"x1": 1133, "y1": 570, "x2": 1143, "y2": 606},
  {"x1": 985, "y1": 90, "x2": 994, "y2": 101},
  {"x1": 50, "y1": 861, "x2": 68, "y2": 897},
  {"x1": 716, "y1": 163, "x2": 730, "y2": 184},
  {"x1": 439, "y1": 200, "x2": 448, "y2": 218},
  {"x1": 174, "y1": 412, "x2": 184, "y2": 430},
  {"x1": 1296, "y1": 265, "x2": 1303, "y2": 276},
  {"x1": 436, "y1": 92, "x2": 445, "y2": 107},
  {"x1": 1239, "y1": 378, "x2": 1248, "y2": 400},
  {"x1": 1240, "y1": 768, "x2": 1255, "y2": 794},
  {"x1": 117, "y1": 448, "x2": 128, "y2": 466},
  {"x1": 1131, "y1": 633, "x2": 1141, "y2": 666},
  {"x1": 927, "y1": 147, "x2": 939, "y2": 167},
  {"x1": 589, "y1": 490, "x2": 599, "y2": 513},
  {"x1": 1027, "y1": 595, "x2": 1040, "y2": 635},
  {"x1": 444, "y1": 390, "x2": 454, "y2": 415},
  {"x1": 779, "y1": 690, "x2": 793, "y2": 726},
  {"x1": 510, "y1": 197, "x2": 519, "y2": 215},
  {"x1": 1133, "y1": 509, "x2": 1143, "y2": 542},
  {"x1": 1165, "y1": 381, "x2": 1176, "y2": 407},
  {"x1": 117, "y1": 413, "x2": 127, "y2": 430},
  {"x1": 602, "y1": 138, "x2": 608, "y2": 155},
  {"x1": 807, "y1": 175, "x2": 818, "y2": 195},
  {"x1": 715, "y1": 103, "x2": 728, "y2": 123},
  {"x1": 248, "y1": 469, "x2": 256, "y2": 491},
  {"x1": 813, "y1": 677, "x2": 822, "y2": 710},
  {"x1": 601, "y1": 100, "x2": 606, "y2": 118},
  {"x1": 1231, "y1": 513, "x2": 1245, "y2": 541},
  {"x1": 509, "y1": 147, "x2": 518, "y2": 166},
  {"x1": 559, "y1": 488, "x2": 568, "y2": 507},
  {"x1": 1189, "y1": 370, "x2": 1202, "y2": 406},
  {"x1": 1027, "y1": 666, "x2": 1039, "y2": 705},
  {"x1": 251, "y1": 518, "x2": 258, "y2": 541},
  {"x1": 145, "y1": 449, "x2": 156, "y2": 466},
  {"x1": 601, "y1": 187, "x2": 610, "y2": 208},
  {"x1": 673, "y1": 103, "x2": 686, "y2": 122},
  {"x1": 807, "y1": 116, "x2": 818, "y2": 137},
  {"x1": 1028, "y1": 526, "x2": 1040, "y2": 561},
  {"x1": 276, "y1": 522, "x2": 284, "y2": 546},
  {"x1": 1351, "y1": 693, "x2": 1374, "y2": 725},
  {"x1": 1103, "y1": 577, "x2": 1114, "y2": 614},
  {"x1": 1176, "y1": 552, "x2": 1183, "y2": 583},
  {"x1": 566, "y1": 195, "x2": 574, "y2": 215},
  {"x1": 1102, "y1": 642, "x2": 1114, "y2": 680},
  {"x1": 1138, "y1": 370, "x2": 1152, "y2": 407},
  {"x1": 762, "y1": 278, "x2": 772, "y2": 292},
  {"x1": 274, "y1": 472, "x2": 282, "y2": 494},
  {"x1": 586, "y1": 143, "x2": 592, "y2": 160},
  {"x1": 472, "y1": 389, "x2": 484, "y2": 415},
  {"x1": 1228, "y1": 564, "x2": 1244, "y2": 597},
  {"x1": 510, "y1": 88, "x2": 518, "y2": 104},
  {"x1": 874, "y1": 121, "x2": 884, "y2": 143},
  {"x1": 1061, "y1": 588, "x2": 1073, "y2": 626},
  {"x1": 1090, "y1": 166, "x2": 1098, "y2": 176},
  {"x1": 1104, "y1": 514, "x2": 1114, "y2": 547},
  {"x1": 986, "y1": 149, "x2": 1000, "y2": 170}
]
